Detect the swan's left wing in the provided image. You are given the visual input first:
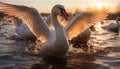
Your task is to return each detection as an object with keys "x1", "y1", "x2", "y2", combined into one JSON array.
[{"x1": 65, "y1": 9, "x2": 108, "y2": 40}]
